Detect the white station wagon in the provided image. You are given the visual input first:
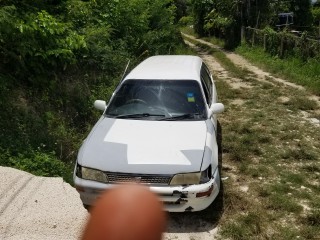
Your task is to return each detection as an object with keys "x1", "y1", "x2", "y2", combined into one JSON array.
[{"x1": 74, "y1": 55, "x2": 224, "y2": 212}]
